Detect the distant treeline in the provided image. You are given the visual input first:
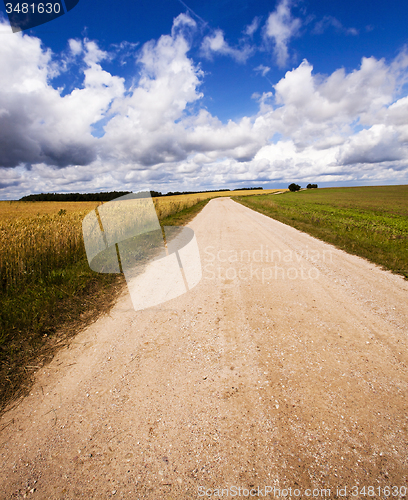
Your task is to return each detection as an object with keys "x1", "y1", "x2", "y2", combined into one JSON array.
[
  {"x1": 151, "y1": 187, "x2": 263, "y2": 197},
  {"x1": 20, "y1": 187, "x2": 263, "y2": 202},
  {"x1": 19, "y1": 191, "x2": 132, "y2": 202}
]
